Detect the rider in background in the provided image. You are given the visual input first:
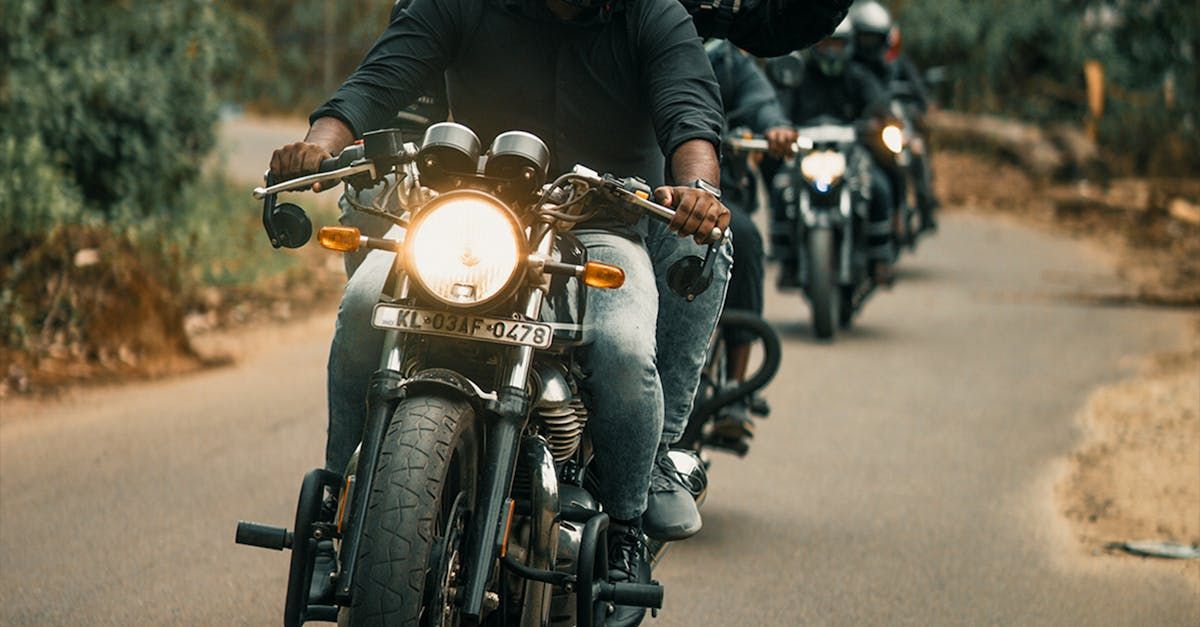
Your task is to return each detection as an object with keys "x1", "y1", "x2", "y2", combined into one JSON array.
[
  {"x1": 704, "y1": 39, "x2": 796, "y2": 445},
  {"x1": 850, "y1": 0, "x2": 940, "y2": 232},
  {"x1": 768, "y1": 17, "x2": 897, "y2": 285}
]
